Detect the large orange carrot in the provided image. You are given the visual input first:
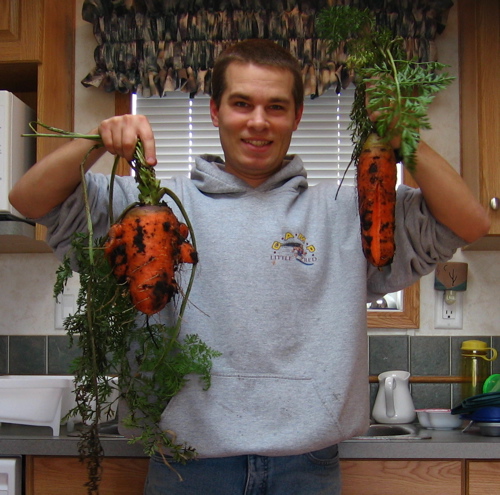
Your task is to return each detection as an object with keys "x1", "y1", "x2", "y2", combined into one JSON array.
[
  {"x1": 104, "y1": 204, "x2": 198, "y2": 315},
  {"x1": 357, "y1": 133, "x2": 397, "y2": 267}
]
